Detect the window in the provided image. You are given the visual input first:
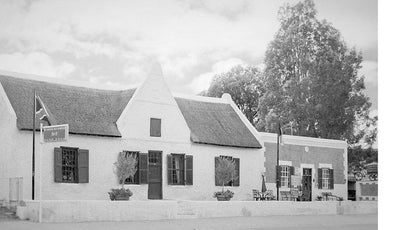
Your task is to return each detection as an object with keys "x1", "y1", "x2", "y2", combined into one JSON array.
[
  {"x1": 322, "y1": 168, "x2": 330, "y2": 189},
  {"x1": 167, "y1": 154, "x2": 193, "y2": 185},
  {"x1": 318, "y1": 167, "x2": 334, "y2": 190},
  {"x1": 54, "y1": 147, "x2": 89, "y2": 183},
  {"x1": 123, "y1": 151, "x2": 149, "y2": 185},
  {"x1": 276, "y1": 164, "x2": 294, "y2": 188},
  {"x1": 215, "y1": 156, "x2": 240, "y2": 187},
  {"x1": 150, "y1": 118, "x2": 161, "y2": 137},
  {"x1": 280, "y1": 165, "x2": 290, "y2": 188},
  {"x1": 171, "y1": 154, "x2": 184, "y2": 185}
]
